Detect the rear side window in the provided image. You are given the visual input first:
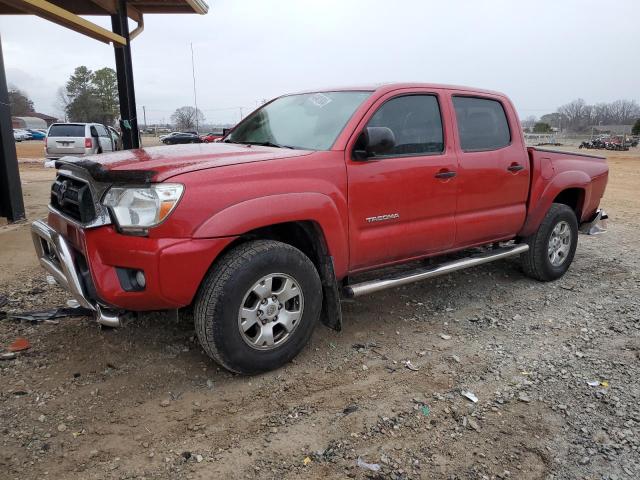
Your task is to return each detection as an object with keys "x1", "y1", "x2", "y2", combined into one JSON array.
[
  {"x1": 48, "y1": 124, "x2": 85, "y2": 137},
  {"x1": 367, "y1": 95, "x2": 444, "y2": 156},
  {"x1": 452, "y1": 97, "x2": 511, "y2": 151}
]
